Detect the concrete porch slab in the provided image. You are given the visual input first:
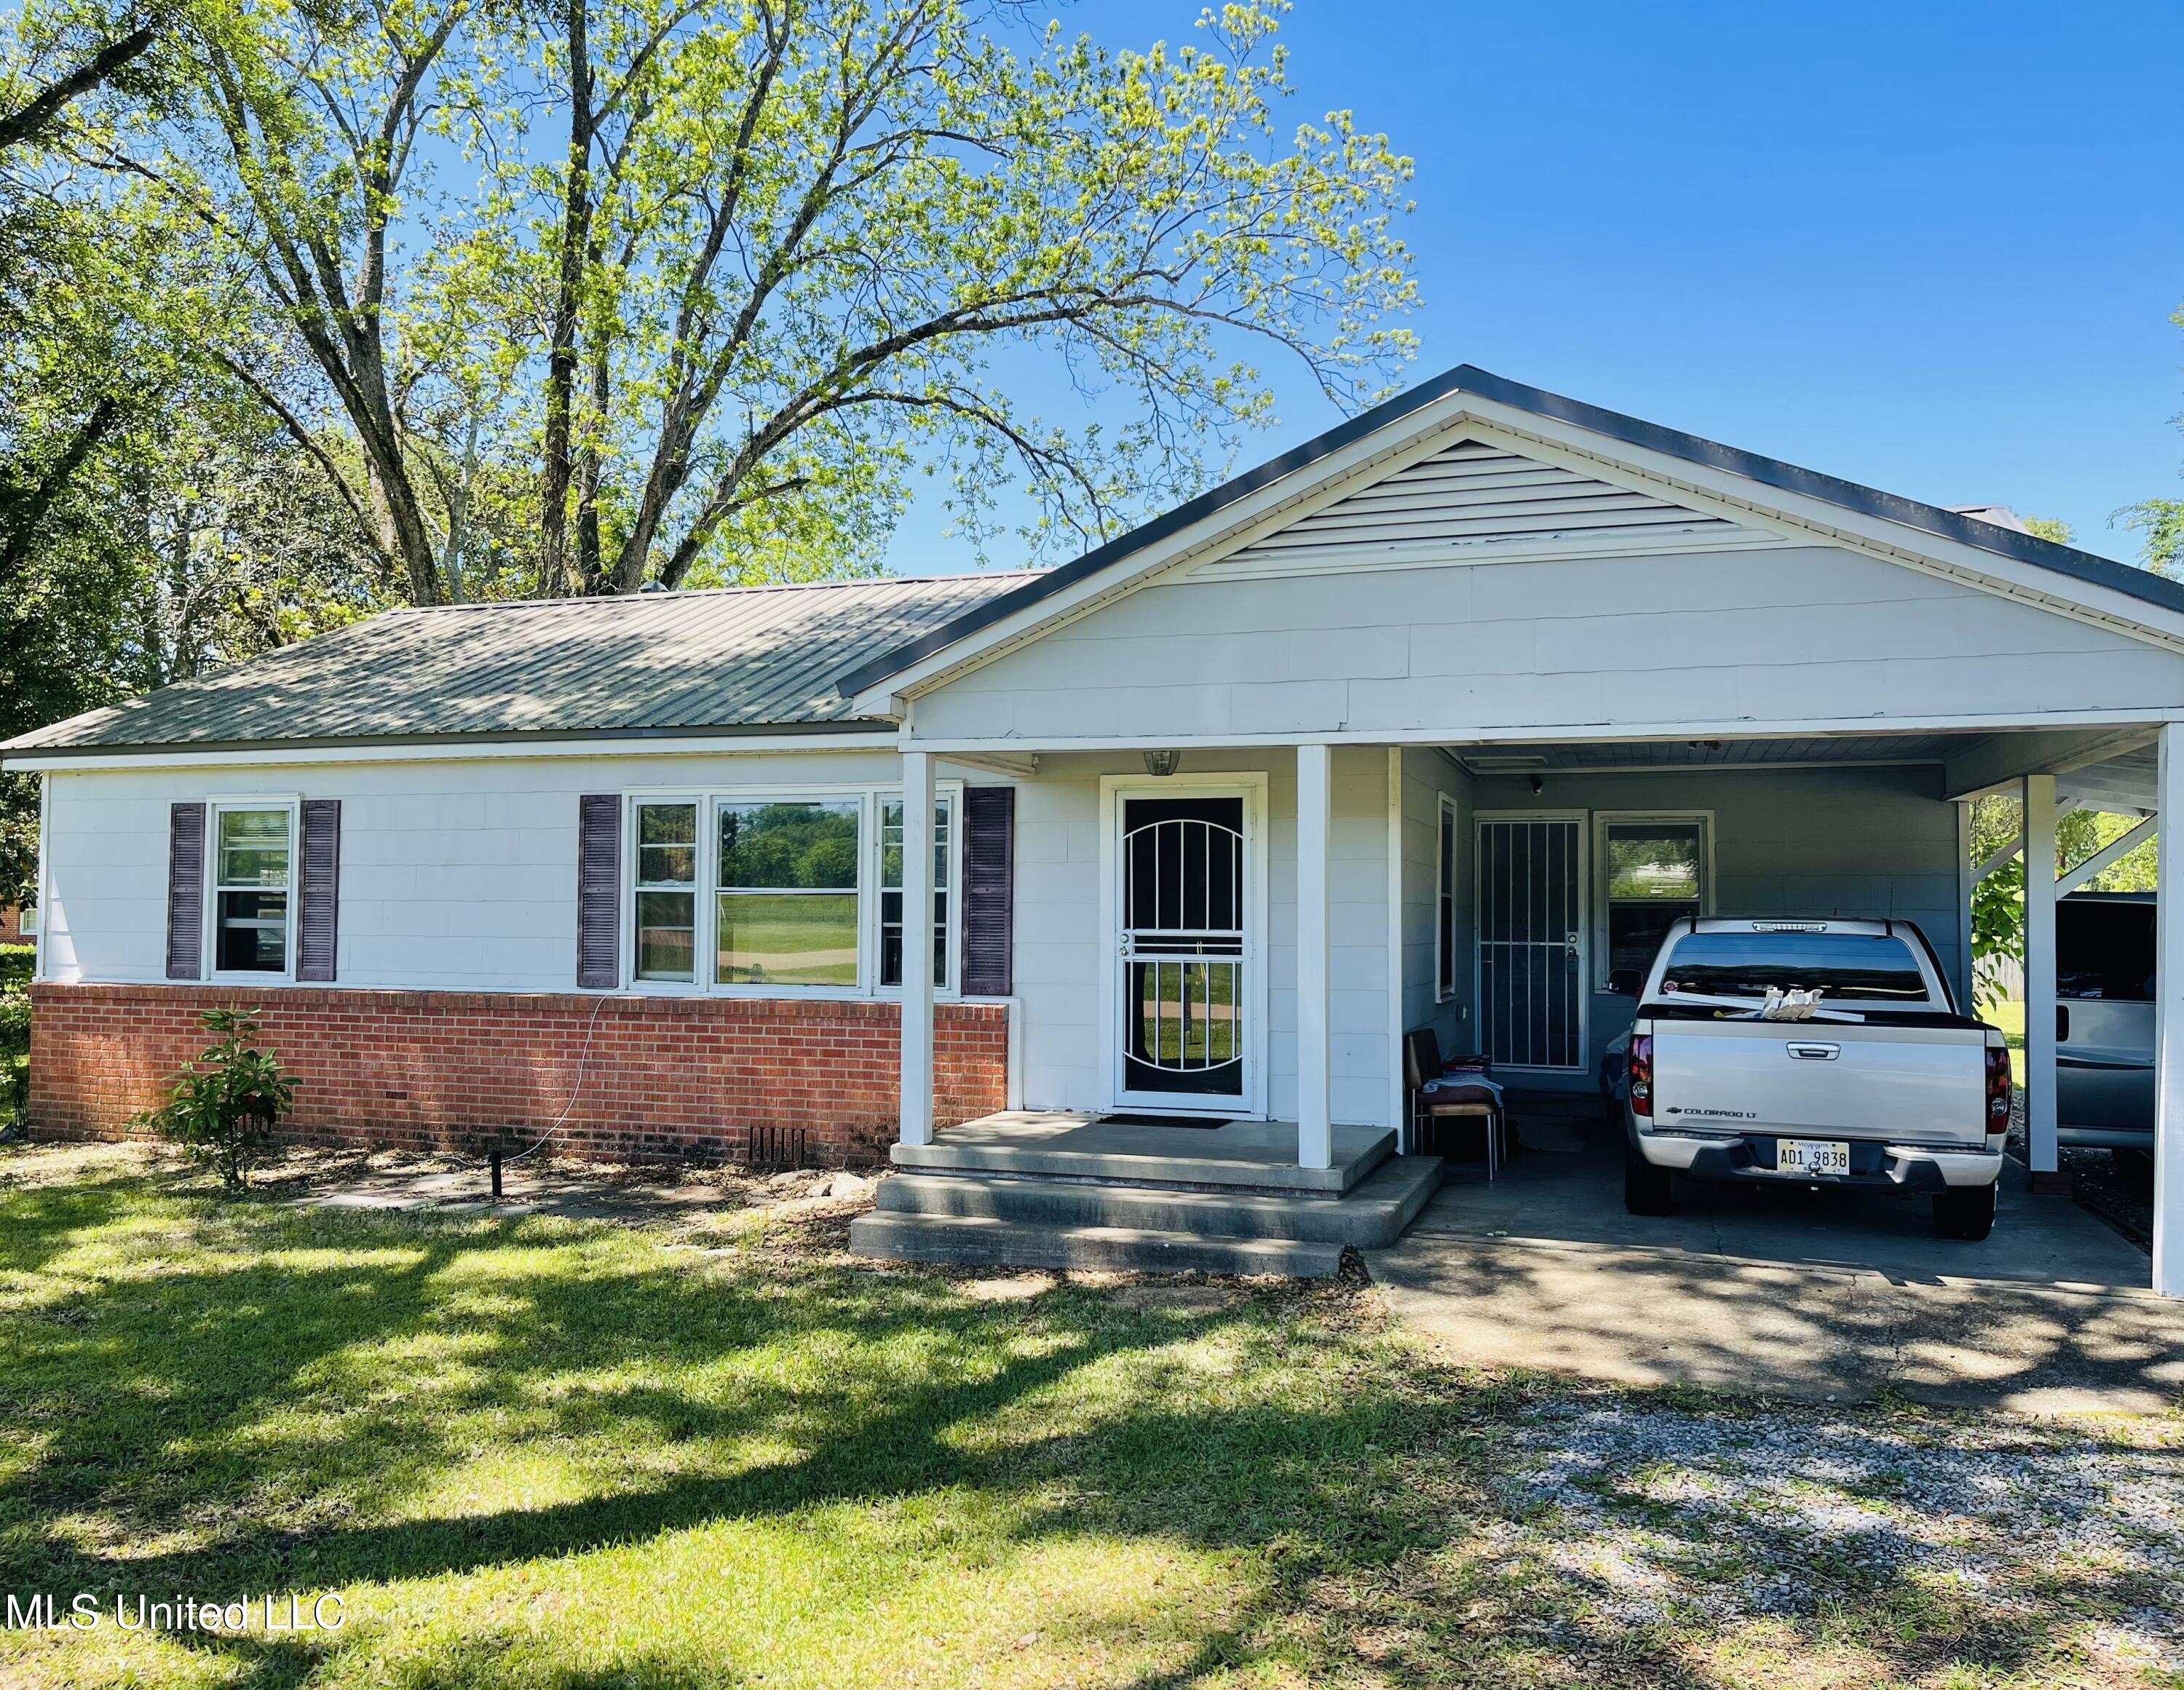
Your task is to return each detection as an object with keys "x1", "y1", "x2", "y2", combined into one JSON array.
[
  {"x1": 1366, "y1": 1141, "x2": 2183, "y2": 1413},
  {"x1": 896, "y1": 1111, "x2": 1395, "y2": 1194}
]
